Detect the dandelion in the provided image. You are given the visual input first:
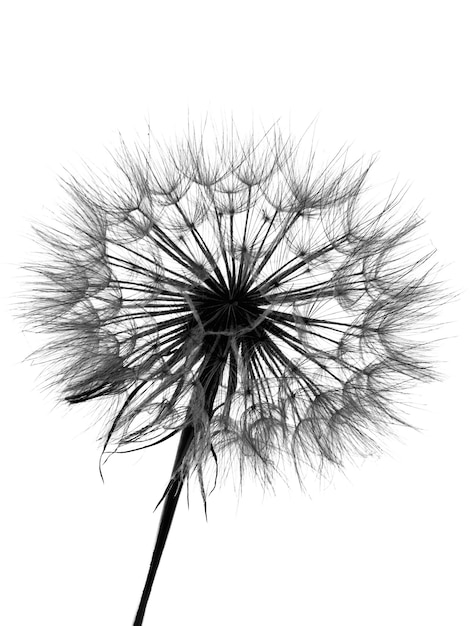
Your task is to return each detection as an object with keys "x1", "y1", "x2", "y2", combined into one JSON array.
[{"x1": 22, "y1": 121, "x2": 445, "y2": 624}]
